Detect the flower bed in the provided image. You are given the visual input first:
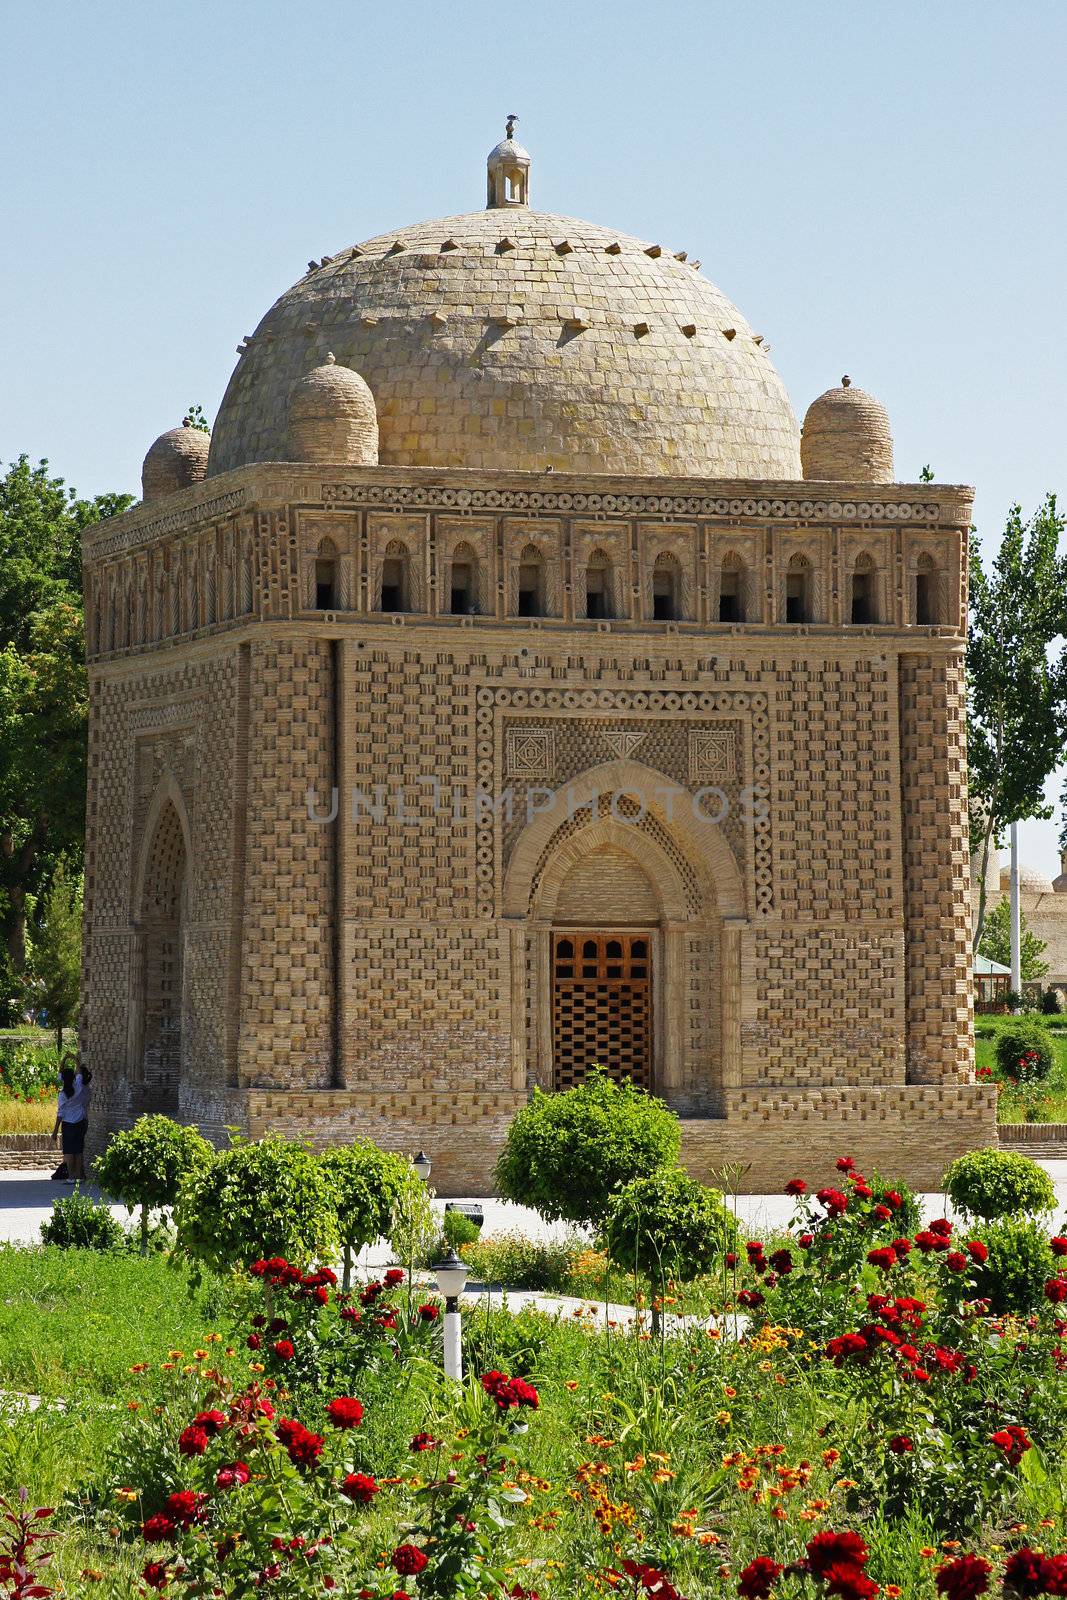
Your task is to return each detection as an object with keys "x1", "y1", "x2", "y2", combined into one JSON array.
[{"x1": 2, "y1": 1155, "x2": 1065, "y2": 1597}]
